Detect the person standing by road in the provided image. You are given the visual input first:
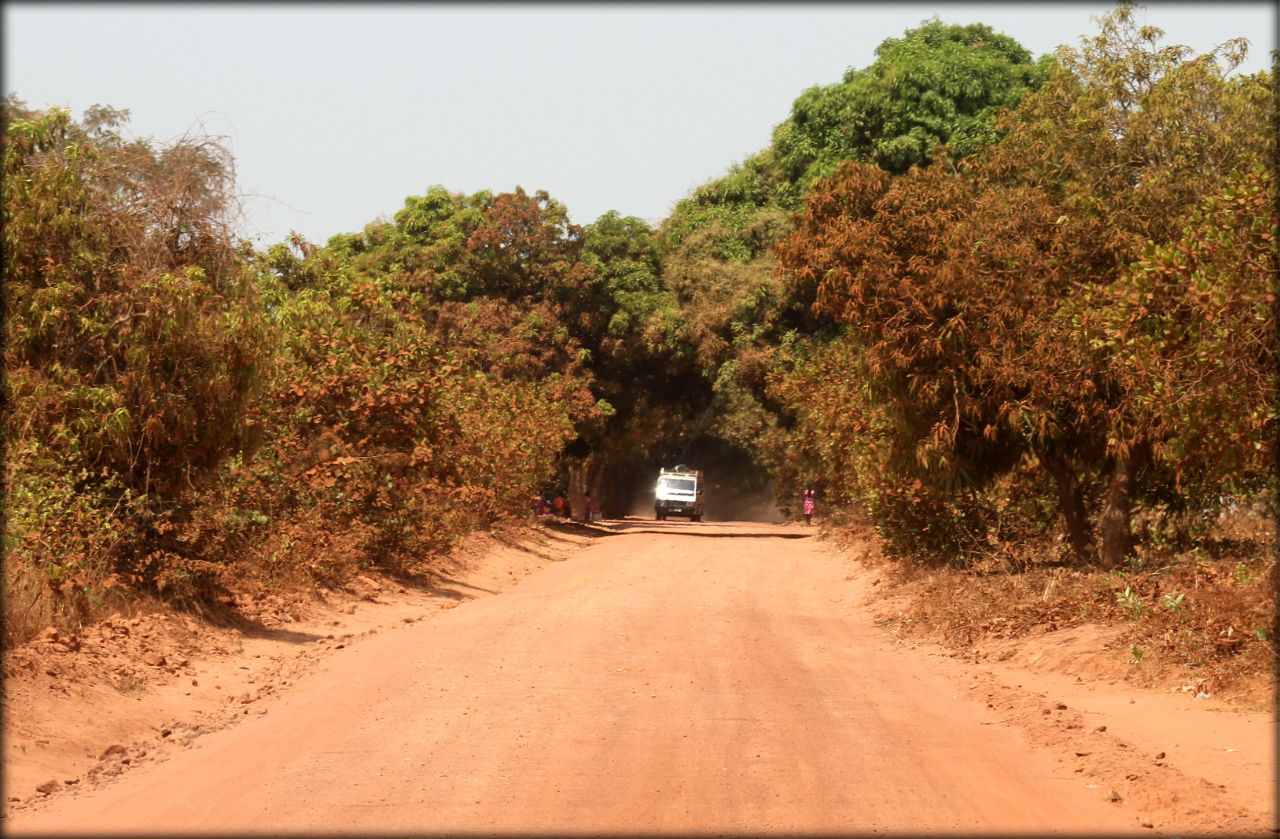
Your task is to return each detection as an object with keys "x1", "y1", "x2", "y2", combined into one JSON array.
[{"x1": 803, "y1": 486, "x2": 816, "y2": 526}]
